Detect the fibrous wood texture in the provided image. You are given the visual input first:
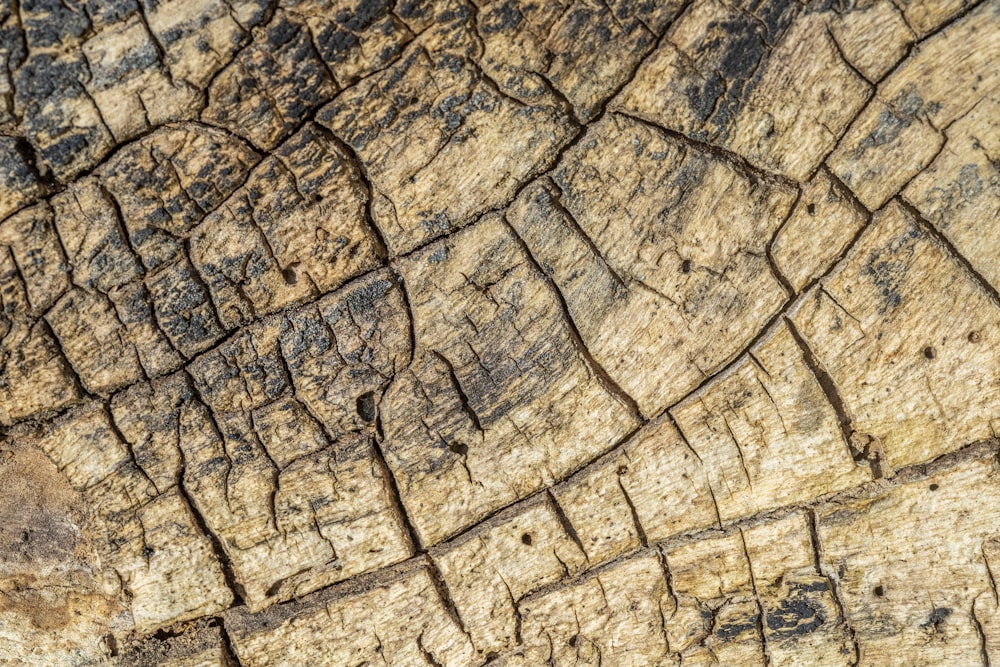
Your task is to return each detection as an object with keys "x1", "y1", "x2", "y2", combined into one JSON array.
[{"x1": 1, "y1": 0, "x2": 999, "y2": 664}]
